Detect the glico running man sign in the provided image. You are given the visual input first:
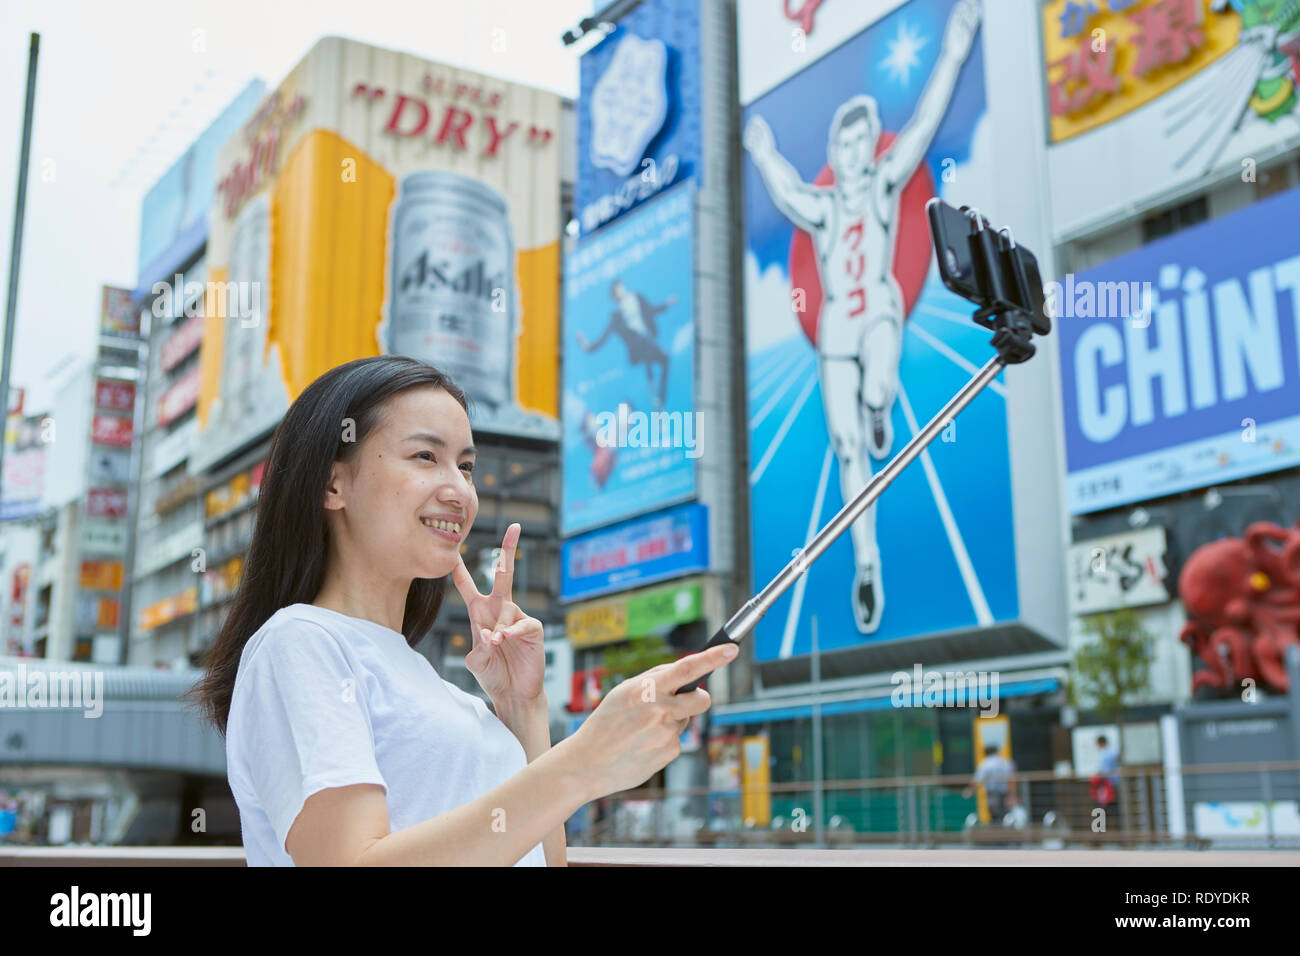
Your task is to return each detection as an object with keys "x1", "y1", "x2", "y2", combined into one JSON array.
[{"x1": 740, "y1": 0, "x2": 1021, "y2": 661}]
